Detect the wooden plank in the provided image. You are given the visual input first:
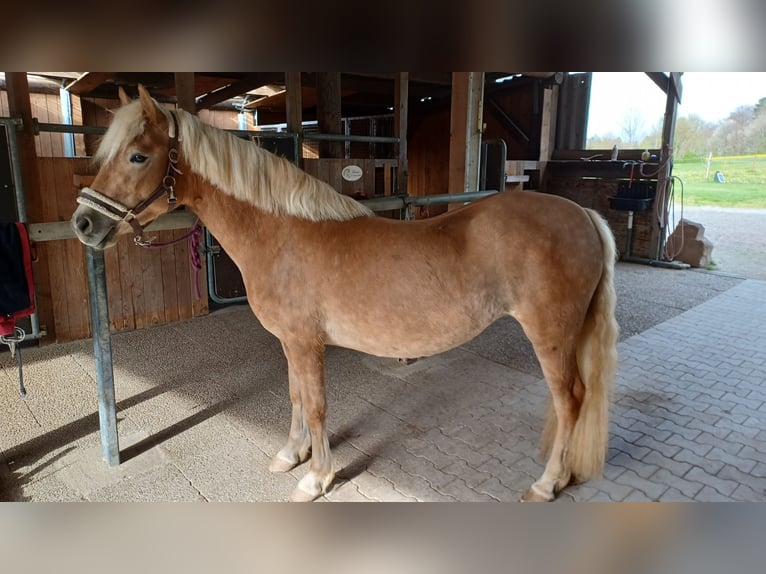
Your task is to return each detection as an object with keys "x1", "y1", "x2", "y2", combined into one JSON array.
[
  {"x1": 128, "y1": 227, "x2": 147, "y2": 330},
  {"x1": 159, "y1": 229, "x2": 180, "y2": 324},
  {"x1": 115, "y1": 236, "x2": 136, "y2": 331},
  {"x1": 173, "y1": 227, "x2": 193, "y2": 320},
  {"x1": 141, "y1": 244, "x2": 165, "y2": 327},
  {"x1": 53, "y1": 159, "x2": 90, "y2": 340},
  {"x1": 28, "y1": 211, "x2": 198, "y2": 242},
  {"x1": 38, "y1": 158, "x2": 71, "y2": 340}
]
